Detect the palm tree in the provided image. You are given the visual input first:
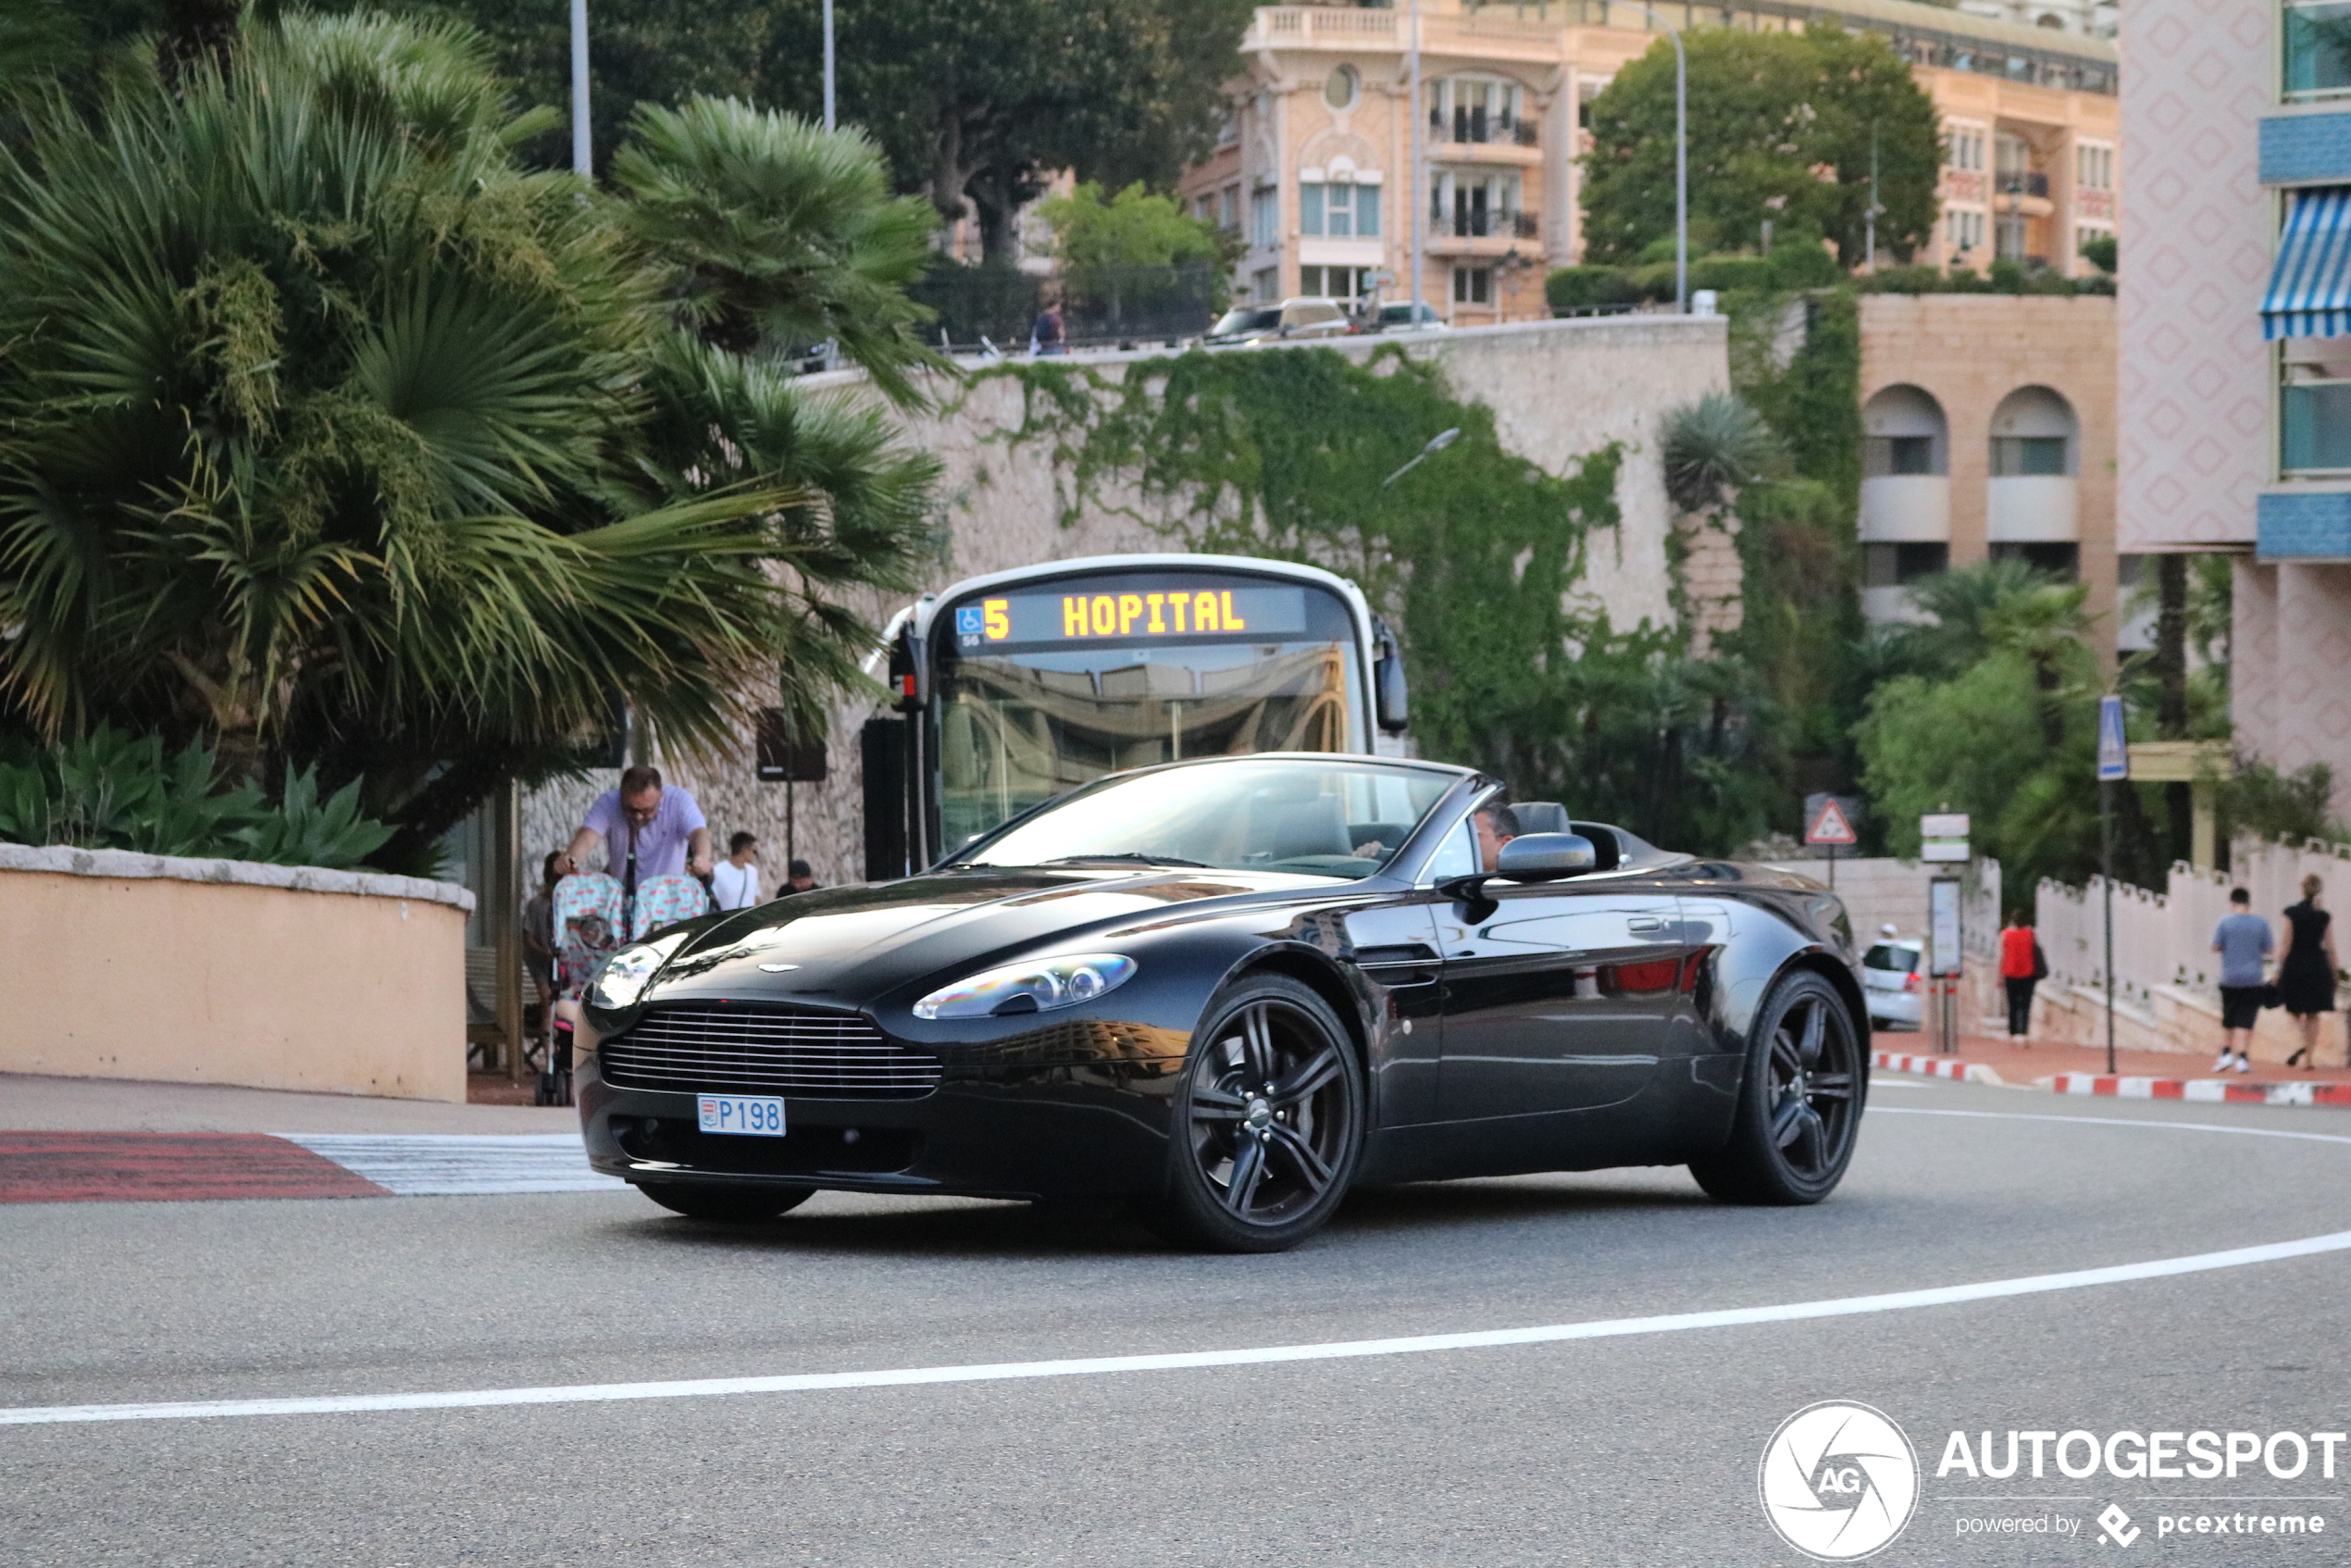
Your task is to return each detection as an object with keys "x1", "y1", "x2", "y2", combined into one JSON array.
[
  {"x1": 0, "y1": 11, "x2": 938, "y2": 866},
  {"x1": 613, "y1": 95, "x2": 948, "y2": 406}
]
